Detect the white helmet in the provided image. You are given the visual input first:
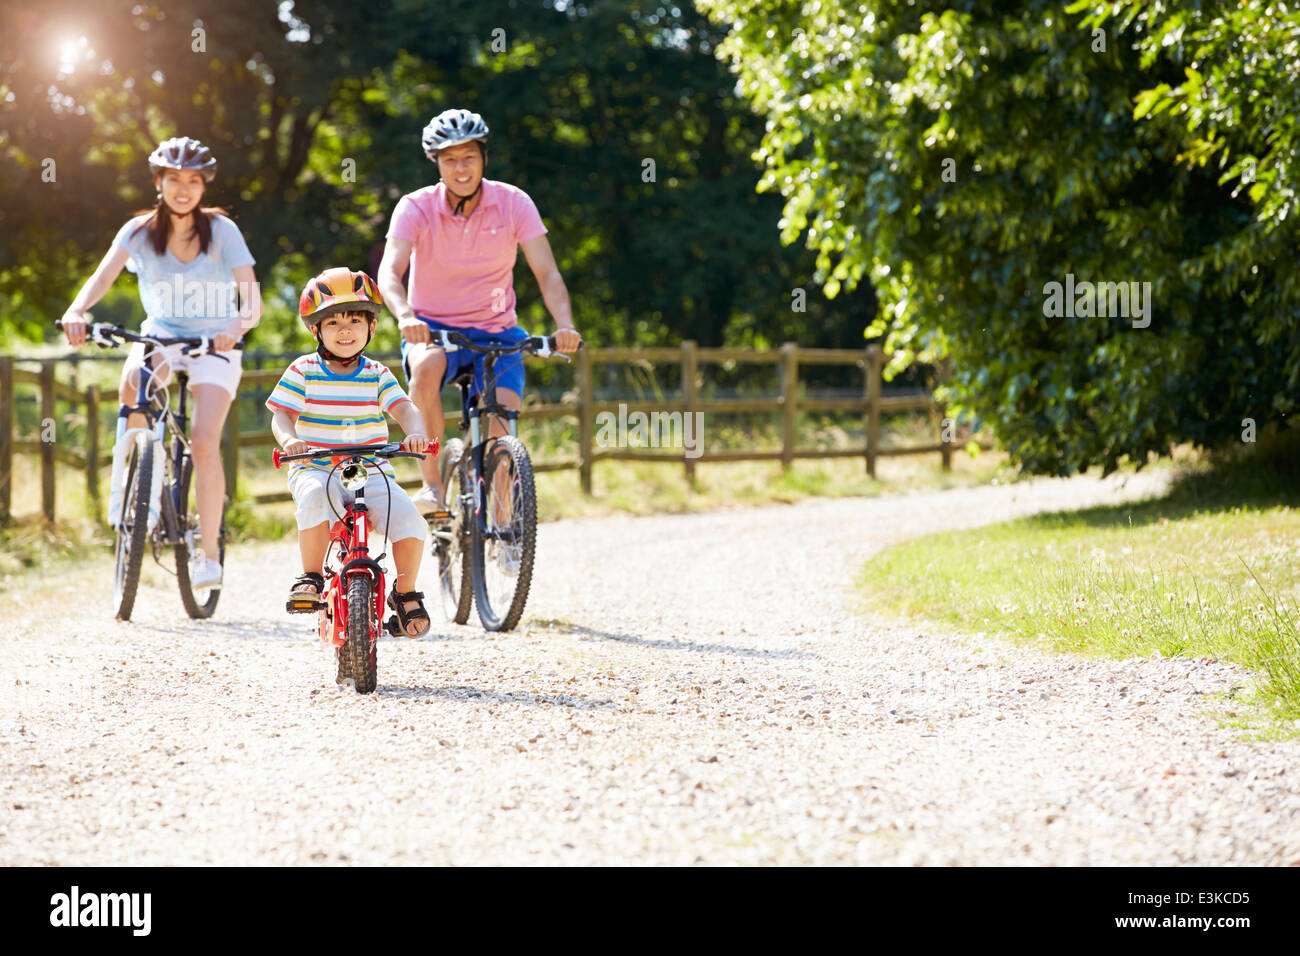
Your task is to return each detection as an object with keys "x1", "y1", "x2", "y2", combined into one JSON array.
[{"x1": 421, "y1": 108, "x2": 489, "y2": 160}]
